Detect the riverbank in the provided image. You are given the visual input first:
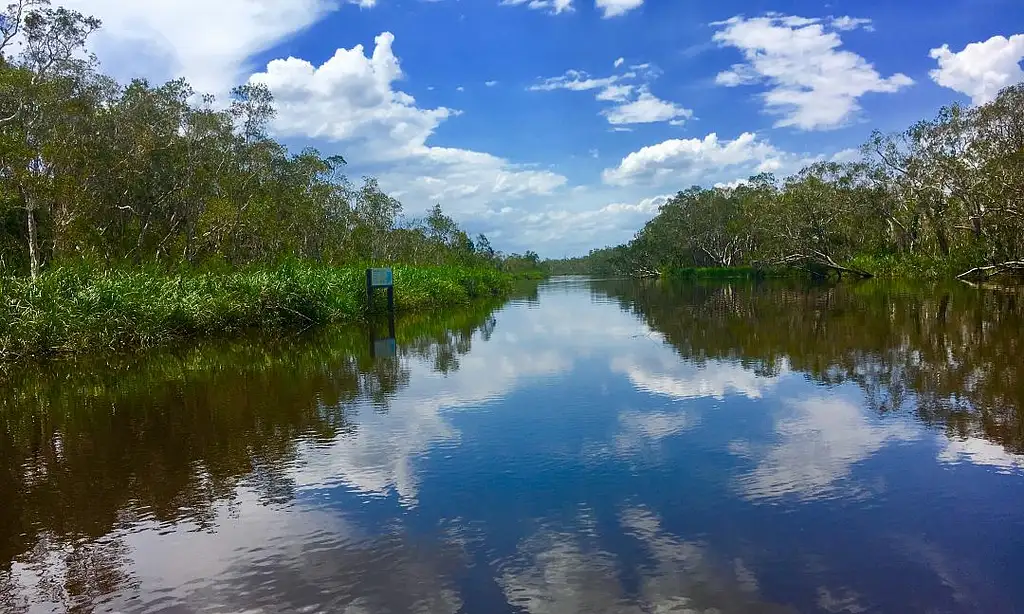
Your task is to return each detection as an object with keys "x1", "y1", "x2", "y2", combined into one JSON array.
[
  {"x1": 0, "y1": 263, "x2": 512, "y2": 361},
  {"x1": 660, "y1": 256, "x2": 1022, "y2": 282},
  {"x1": 664, "y1": 267, "x2": 797, "y2": 280}
]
